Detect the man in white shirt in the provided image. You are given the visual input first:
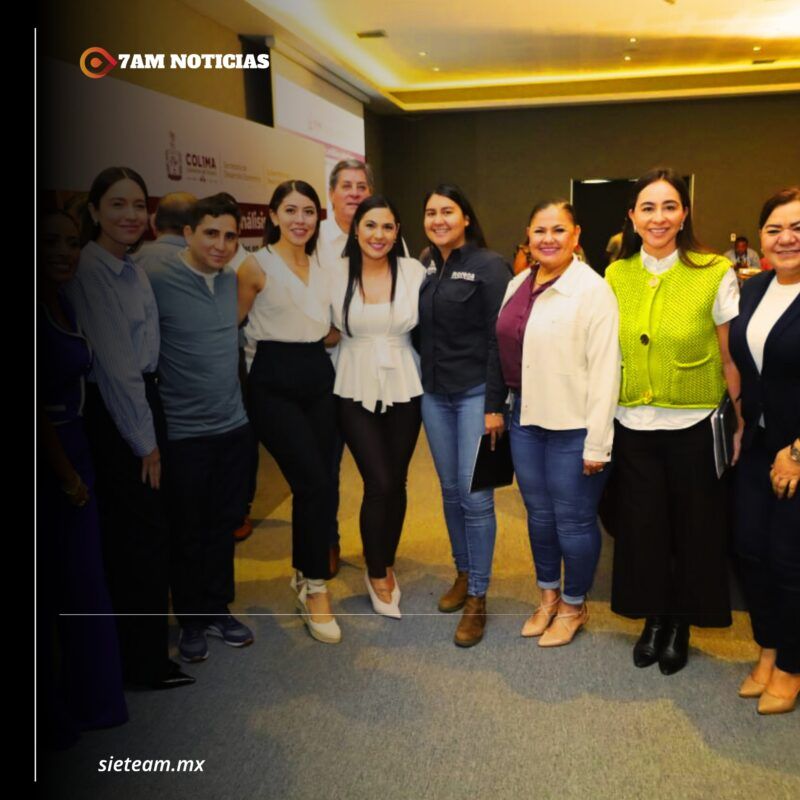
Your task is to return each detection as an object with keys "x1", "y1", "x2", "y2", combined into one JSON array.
[
  {"x1": 724, "y1": 236, "x2": 761, "y2": 270},
  {"x1": 317, "y1": 159, "x2": 374, "y2": 268},
  {"x1": 317, "y1": 159, "x2": 408, "y2": 269}
]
